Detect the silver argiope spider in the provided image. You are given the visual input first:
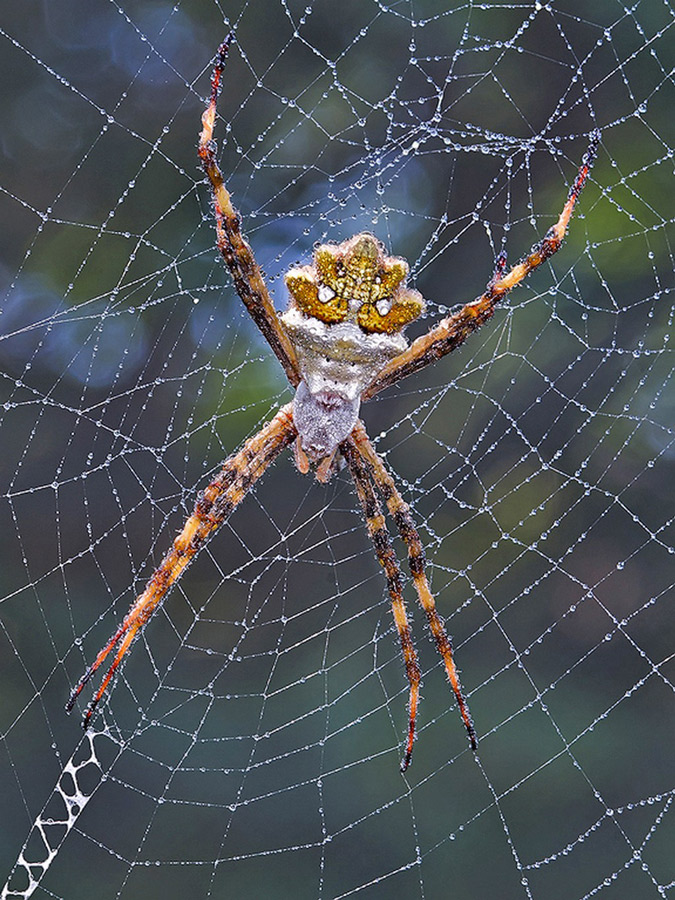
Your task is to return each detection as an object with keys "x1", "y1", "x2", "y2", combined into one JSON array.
[{"x1": 67, "y1": 39, "x2": 599, "y2": 771}]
